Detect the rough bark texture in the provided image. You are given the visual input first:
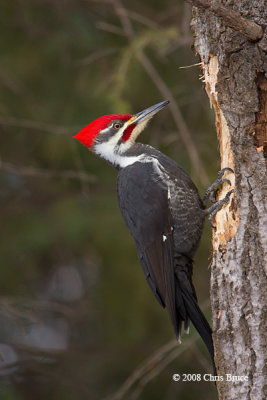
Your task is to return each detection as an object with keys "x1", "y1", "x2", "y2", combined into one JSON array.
[{"x1": 191, "y1": 1, "x2": 267, "y2": 399}]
